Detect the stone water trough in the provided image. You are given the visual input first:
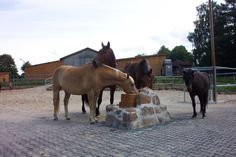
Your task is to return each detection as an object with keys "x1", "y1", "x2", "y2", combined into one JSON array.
[{"x1": 105, "y1": 87, "x2": 171, "y2": 129}]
